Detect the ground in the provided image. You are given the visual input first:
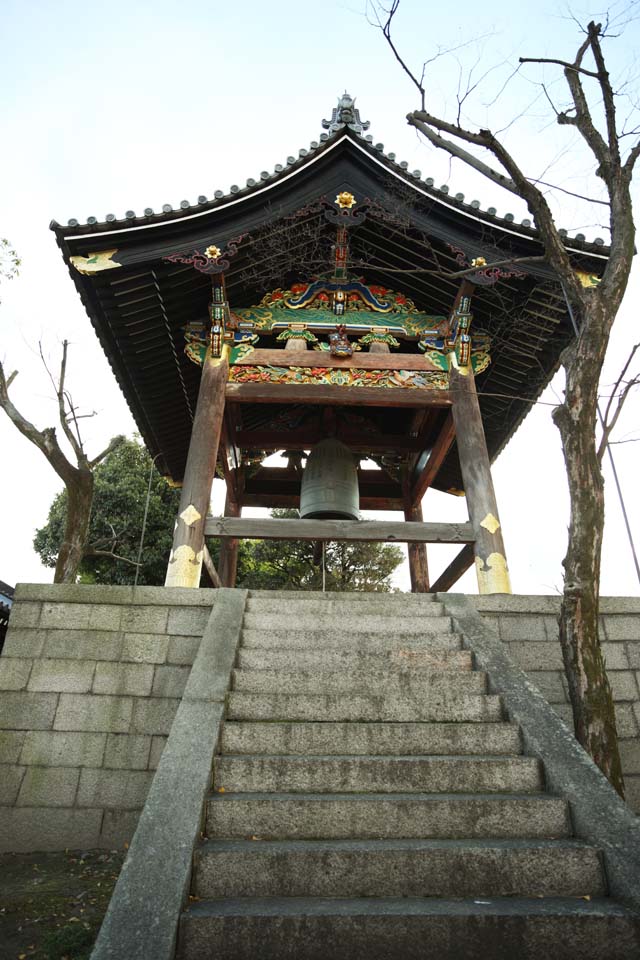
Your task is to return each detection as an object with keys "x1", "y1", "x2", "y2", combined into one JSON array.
[{"x1": 0, "y1": 850, "x2": 125, "y2": 960}]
